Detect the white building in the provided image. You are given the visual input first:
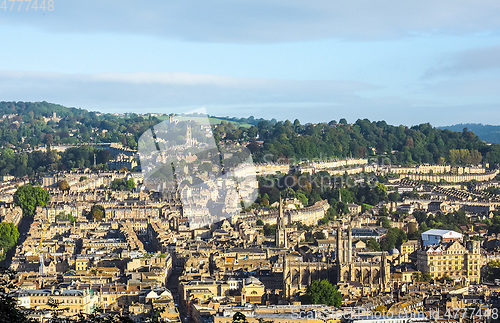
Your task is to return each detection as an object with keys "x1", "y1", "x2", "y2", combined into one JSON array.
[{"x1": 421, "y1": 229, "x2": 463, "y2": 246}]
